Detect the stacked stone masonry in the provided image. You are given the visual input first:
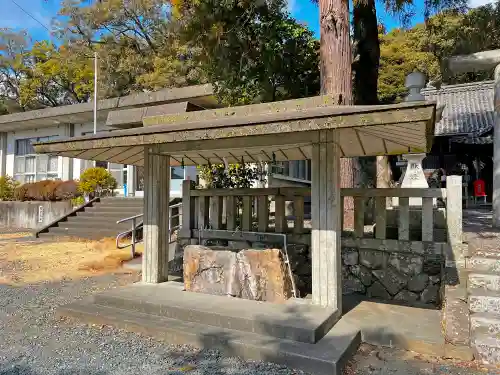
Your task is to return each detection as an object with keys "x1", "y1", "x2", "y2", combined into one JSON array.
[{"x1": 176, "y1": 238, "x2": 444, "y2": 306}]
